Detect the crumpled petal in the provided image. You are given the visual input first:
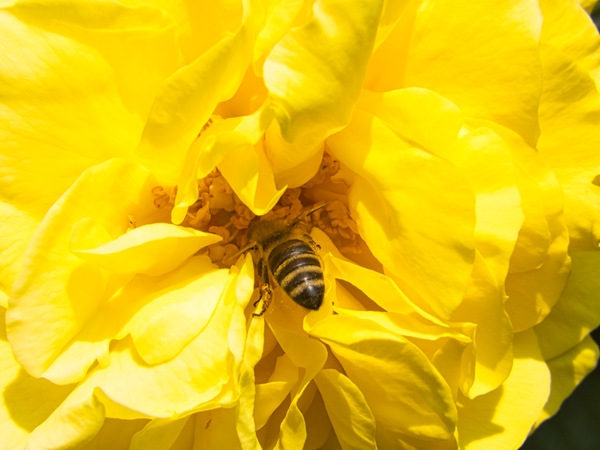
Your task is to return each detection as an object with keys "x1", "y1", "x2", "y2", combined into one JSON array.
[
  {"x1": 121, "y1": 258, "x2": 229, "y2": 366},
  {"x1": 309, "y1": 313, "x2": 457, "y2": 440},
  {"x1": 7, "y1": 159, "x2": 157, "y2": 378},
  {"x1": 135, "y1": 0, "x2": 262, "y2": 185},
  {"x1": 40, "y1": 257, "x2": 227, "y2": 384},
  {"x1": 171, "y1": 109, "x2": 275, "y2": 222},
  {"x1": 0, "y1": 0, "x2": 173, "y2": 296},
  {"x1": 457, "y1": 329, "x2": 550, "y2": 449},
  {"x1": 263, "y1": 0, "x2": 383, "y2": 181},
  {"x1": 70, "y1": 220, "x2": 222, "y2": 276},
  {"x1": 22, "y1": 257, "x2": 254, "y2": 448},
  {"x1": 218, "y1": 130, "x2": 286, "y2": 216},
  {"x1": 327, "y1": 102, "x2": 475, "y2": 319}
]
